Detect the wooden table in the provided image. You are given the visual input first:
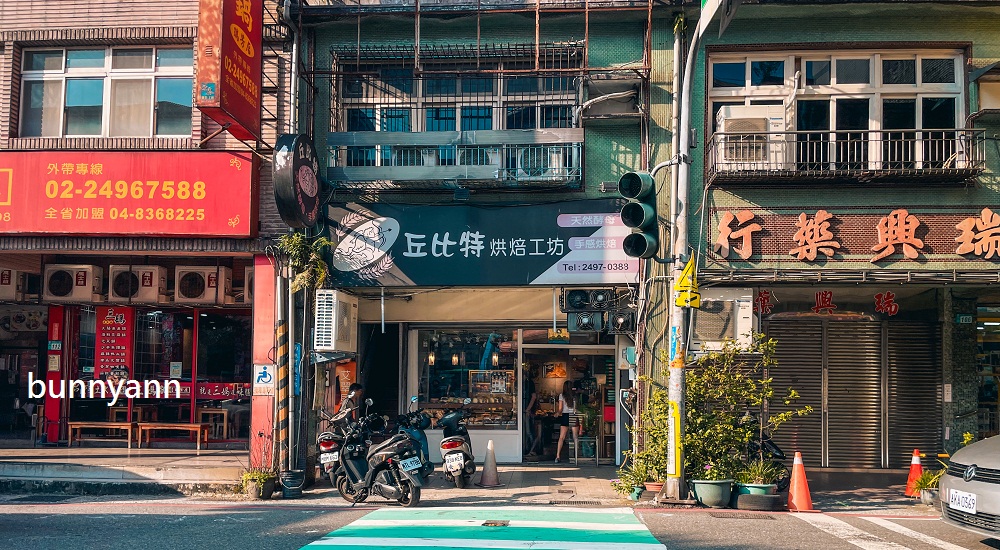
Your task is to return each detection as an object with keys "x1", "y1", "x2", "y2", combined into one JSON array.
[
  {"x1": 196, "y1": 408, "x2": 229, "y2": 440},
  {"x1": 137, "y1": 422, "x2": 211, "y2": 450},
  {"x1": 68, "y1": 421, "x2": 137, "y2": 449}
]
